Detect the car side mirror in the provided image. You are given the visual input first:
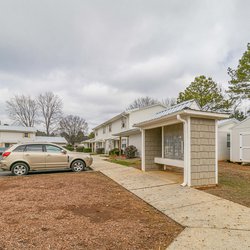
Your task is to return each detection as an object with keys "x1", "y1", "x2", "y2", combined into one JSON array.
[{"x1": 61, "y1": 149, "x2": 67, "y2": 154}]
